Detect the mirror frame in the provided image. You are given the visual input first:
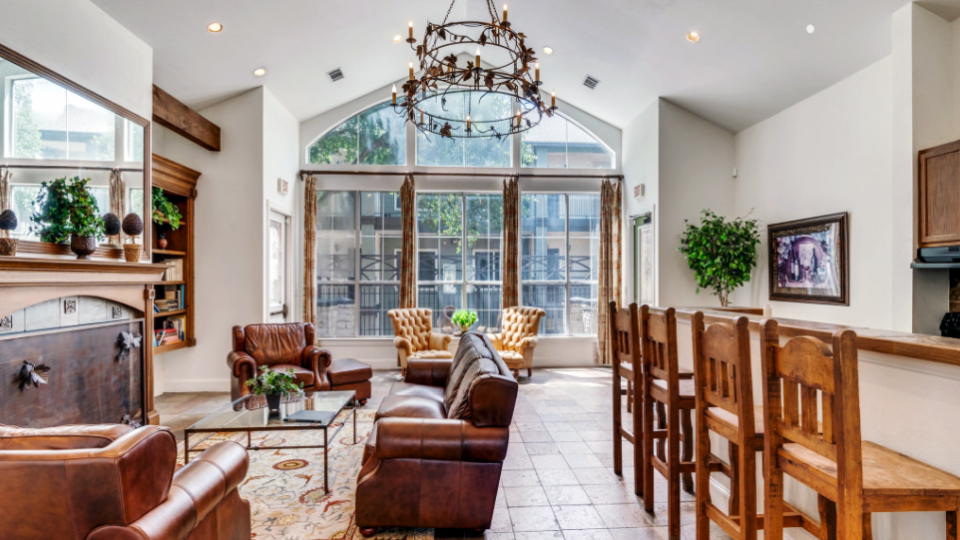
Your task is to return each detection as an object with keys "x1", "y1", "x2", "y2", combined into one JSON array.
[{"x1": 0, "y1": 42, "x2": 151, "y2": 260}]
